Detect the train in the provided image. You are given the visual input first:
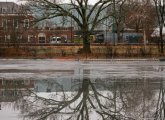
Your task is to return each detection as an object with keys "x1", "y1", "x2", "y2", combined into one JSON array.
[
  {"x1": 59, "y1": 32, "x2": 144, "y2": 44},
  {"x1": 89, "y1": 32, "x2": 143, "y2": 44}
]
